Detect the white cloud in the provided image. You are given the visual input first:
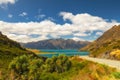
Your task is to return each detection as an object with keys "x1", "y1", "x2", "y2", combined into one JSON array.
[
  {"x1": 0, "y1": 12, "x2": 120, "y2": 43},
  {"x1": 35, "y1": 14, "x2": 46, "y2": 20},
  {"x1": 96, "y1": 32, "x2": 103, "y2": 36},
  {"x1": 8, "y1": 14, "x2": 13, "y2": 18},
  {"x1": 0, "y1": 0, "x2": 16, "y2": 4},
  {"x1": 74, "y1": 33, "x2": 89, "y2": 37},
  {"x1": 47, "y1": 17, "x2": 55, "y2": 21},
  {"x1": 0, "y1": 0, "x2": 17, "y2": 8},
  {"x1": 19, "y1": 12, "x2": 27, "y2": 17},
  {"x1": 60, "y1": 12, "x2": 119, "y2": 31},
  {"x1": 72, "y1": 37, "x2": 85, "y2": 41}
]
